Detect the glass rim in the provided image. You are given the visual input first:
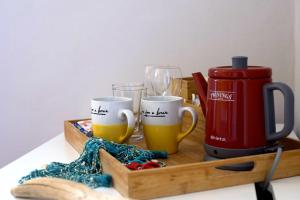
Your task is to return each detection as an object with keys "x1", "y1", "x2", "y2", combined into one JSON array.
[
  {"x1": 112, "y1": 83, "x2": 145, "y2": 91},
  {"x1": 112, "y1": 88, "x2": 146, "y2": 92},
  {"x1": 145, "y1": 65, "x2": 182, "y2": 70},
  {"x1": 92, "y1": 96, "x2": 132, "y2": 102}
]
